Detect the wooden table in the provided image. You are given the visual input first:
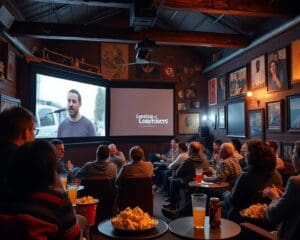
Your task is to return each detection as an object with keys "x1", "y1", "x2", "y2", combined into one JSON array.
[
  {"x1": 189, "y1": 181, "x2": 230, "y2": 189},
  {"x1": 168, "y1": 216, "x2": 241, "y2": 239}
]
